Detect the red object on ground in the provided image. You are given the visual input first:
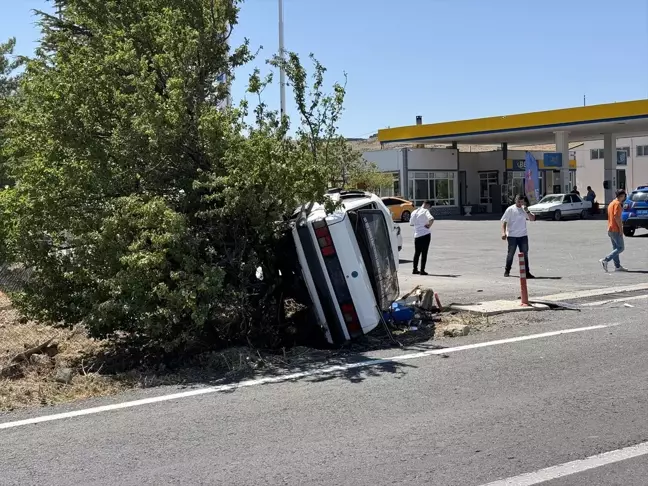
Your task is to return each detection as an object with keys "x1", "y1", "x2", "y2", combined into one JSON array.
[
  {"x1": 518, "y1": 252, "x2": 529, "y2": 306},
  {"x1": 434, "y1": 292, "x2": 443, "y2": 311}
]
